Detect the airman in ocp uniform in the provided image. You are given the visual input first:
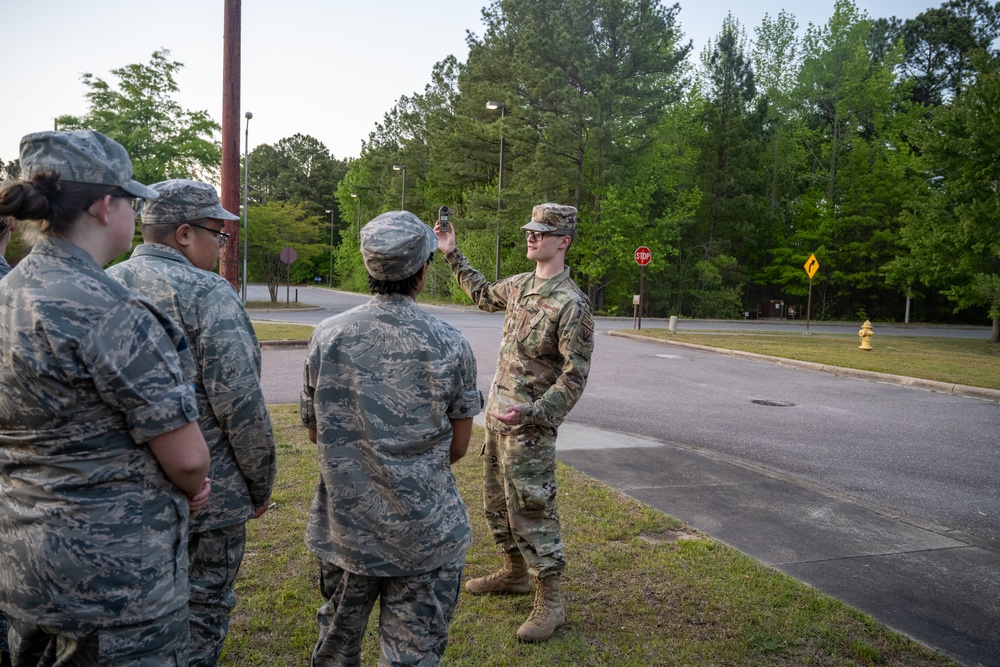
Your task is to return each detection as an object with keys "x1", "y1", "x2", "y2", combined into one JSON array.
[{"x1": 435, "y1": 202, "x2": 595, "y2": 642}]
